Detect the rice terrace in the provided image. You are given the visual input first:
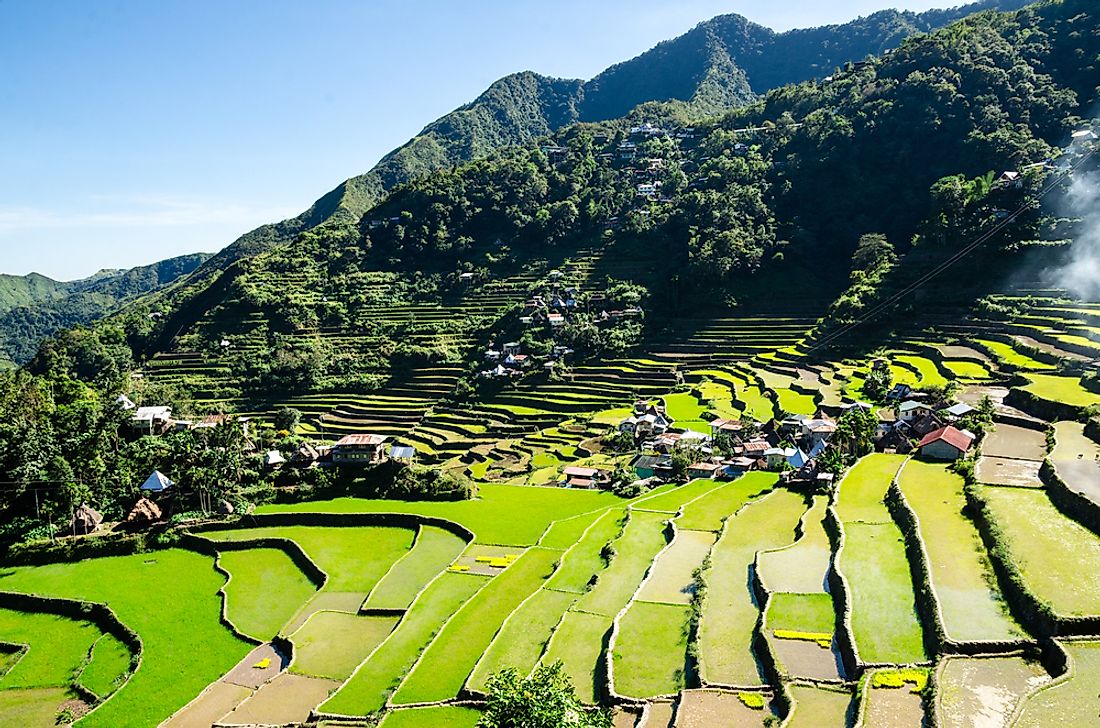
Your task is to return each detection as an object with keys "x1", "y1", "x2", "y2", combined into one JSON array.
[{"x1": 3, "y1": 0, "x2": 1100, "y2": 726}]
